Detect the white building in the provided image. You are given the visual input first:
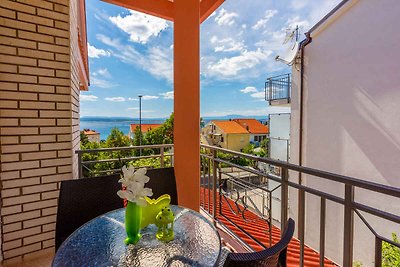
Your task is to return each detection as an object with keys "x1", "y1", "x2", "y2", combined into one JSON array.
[{"x1": 287, "y1": 0, "x2": 400, "y2": 265}]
